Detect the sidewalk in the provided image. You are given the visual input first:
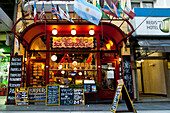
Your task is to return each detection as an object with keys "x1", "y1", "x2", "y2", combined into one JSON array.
[{"x1": 0, "y1": 96, "x2": 170, "y2": 112}]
